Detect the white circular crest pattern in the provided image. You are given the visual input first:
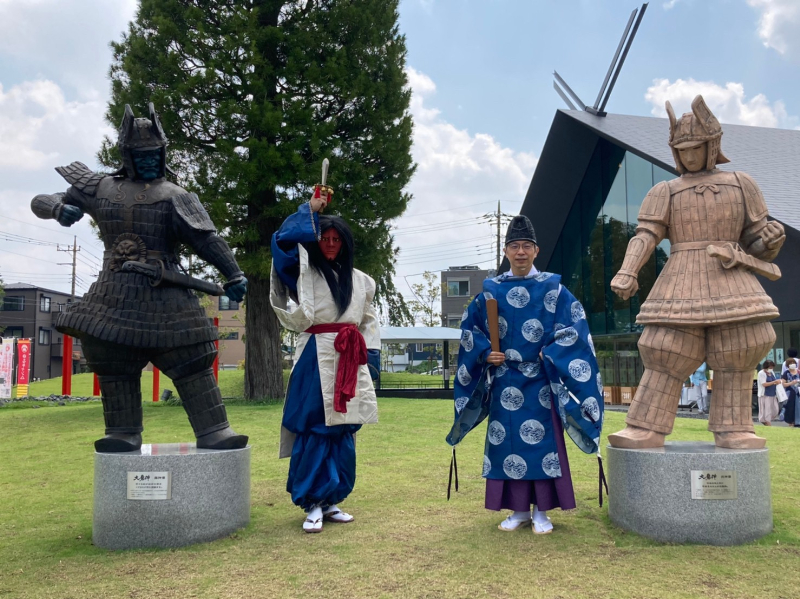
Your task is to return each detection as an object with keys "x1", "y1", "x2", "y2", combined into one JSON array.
[
  {"x1": 521, "y1": 319, "x2": 544, "y2": 343},
  {"x1": 487, "y1": 420, "x2": 506, "y2": 445},
  {"x1": 457, "y1": 364, "x2": 472, "y2": 386},
  {"x1": 554, "y1": 322, "x2": 566, "y2": 331},
  {"x1": 596, "y1": 373, "x2": 603, "y2": 396},
  {"x1": 542, "y1": 452, "x2": 561, "y2": 477},
  {"x1": 500, "y1": 387, "x2": 524, "y2": 411},
  {"x1": 460, "y1": 329, "x2": 474, "y2": 352},
  {"x1": 461, "y1": 309, "x2": 469, "y2": 323},
  {"x1": 503, "y1": 454, "x2": 528, "y2": 479},
  {"x1": 550, "y1": 382, "x2": 570, "y2": 406},
  {"x1": 483, "y1": 291, "x2": 494, "y2": 301},
  {"x1": 543, "y1": 289, "x2": 559, "y2": 313},
  {"x1": 495, "y1": 363, "x2": 508, "y2": 378},
  {"x1": 554, "y1": 326, "x2": 578, "y2": 347},
  {"x1": 520, "y1": 419, "x2": 546, "y2": 445},
  {"x1": 534, "y1": 272, "x2": 553, "y2": 282},
  {"x1": 498, "y1": 316, "x2": 508, "y2": 339},
  {"x1": 568, "y1": 359, "x2": 592, "y2": 382},
  {"x1": 504, "y1": 348, "x2": 523, "y2": 362},
  {"x1": 455, "y1": 396, "x2": 469, "y2": 413},
  {"x1": 571, "y1": 301, "x2": 586, "y2": 323},
  {"x1": 506, "y1": 286, "x2": 530, "y2": 308},
  {"x1": 581, "y1": 397, "x2": 601, "y2": 423},
  {"x1": 538, "y1": 386, "x2": 552, "y2": 409},
  {"x1": 588, "y1": 333, "x2": 596, "y2": 356},
  {"x1": 482, "y1": 455, "x2": 491, "y2": 477},
  {"x1": 519, "y1": 361, "x2": 540, "y2": 378}
]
